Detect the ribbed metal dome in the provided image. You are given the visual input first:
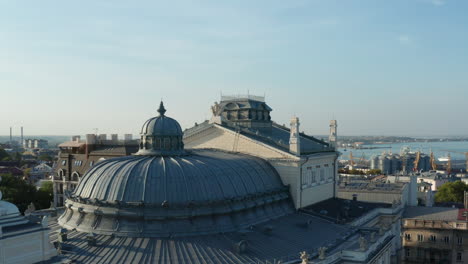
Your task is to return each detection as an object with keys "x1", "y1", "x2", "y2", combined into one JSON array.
[
  {"x1": 136, "y1": 102, "x2": 185, "y2": 156},
  {"x1": 74, "y1": 151, "x2": 284, "y2": 204},
  {"x1": 140, "y1": 102, "x2": 182, "y2": 136},
  {"x1": 59, "y1": 150, "x2": 292, "y2": 237},
  {"x1": 140, "y1": 115, "x2": 182, "y2": 136},
  {"x1": 58, "y1": 103, "x2": 292, "y2": 237}
]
